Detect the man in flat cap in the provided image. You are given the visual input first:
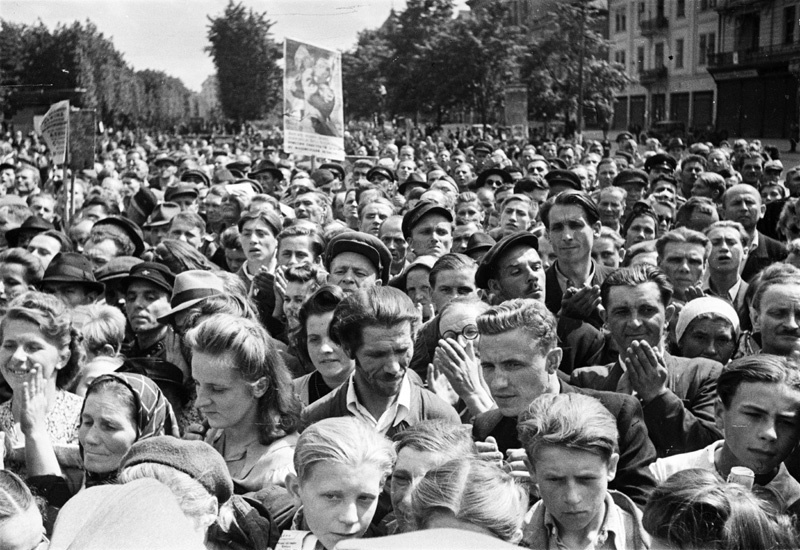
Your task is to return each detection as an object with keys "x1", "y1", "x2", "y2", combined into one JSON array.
[
  {"x1": 613, "y1": 169, "x2": 649, "y2": 216},
  {"x1": 402, "y1": 201, "x2": 453, "y2": 259},
  {"x1": 324, "y1": 231, "x2": 392, "y2": 295},
  {"x1": 543, "y1": 170, "x2": 582, "y2": 197},
  {"x1": 150, "y1": 153, "x2": 178, "y2": 190}
]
